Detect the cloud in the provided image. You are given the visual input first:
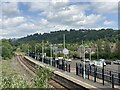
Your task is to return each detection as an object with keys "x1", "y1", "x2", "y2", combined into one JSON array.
[
  {"x1": 29, "y1": 0, "x2": 69, "y2": 12},
  {"x1": 91, "y1": 0, "x2": 119, "y2": 2},
  {"x1": 44, "y1": 4, "x2": 104, "y2": 28},
  {"x1": 2, "y1": 2, "x2": 20, "y2": 17},
  {"x1": 3, "y1": 17, "x2": 26, "y2": 28},
  {"x1": 29, "y1": 2, "x2": 50, "y2": 12},
  {"x1": 92, "y1": 2, "x2": 118, "y2": 14},
  {"x1": 39, "y1": 19, "x2": 48, "y2": 25},
  {"x1": 1, "y1": 1, "x2": 118, "y2": 39},
  {"x1": 104, "y1": 20, "x2": 115, "y2": 25},
  {"x1": 2, "y1": 22, "x2": 39, "y2": 39}
]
